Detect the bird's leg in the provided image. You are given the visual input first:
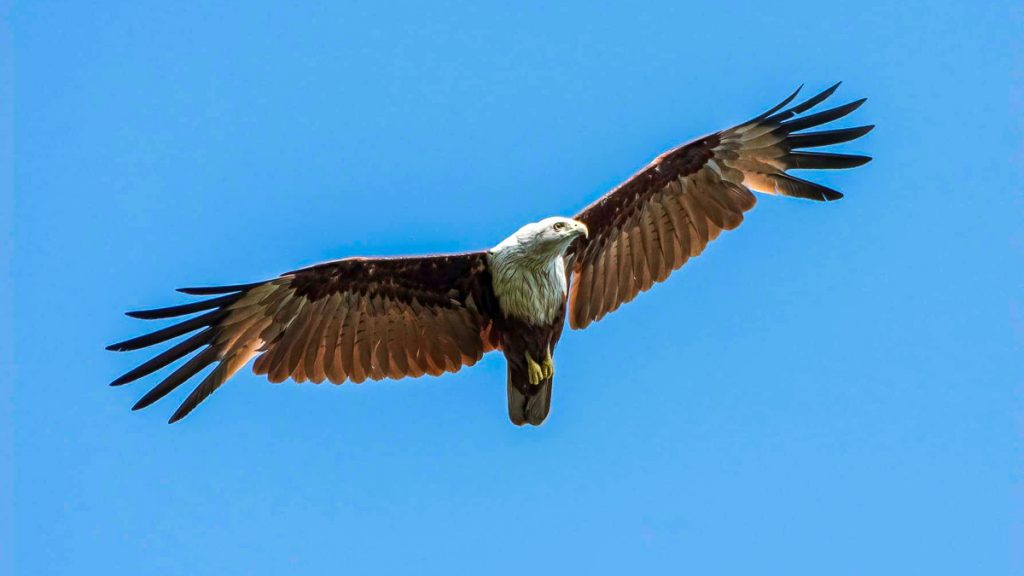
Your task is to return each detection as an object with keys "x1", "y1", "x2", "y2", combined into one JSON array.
[
  {"x1": 541, "y1": 344, "x2": 554, "y2": 380},
  {"x1": 525, "y1": 350, "x2": 544, "y2": 386}
]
